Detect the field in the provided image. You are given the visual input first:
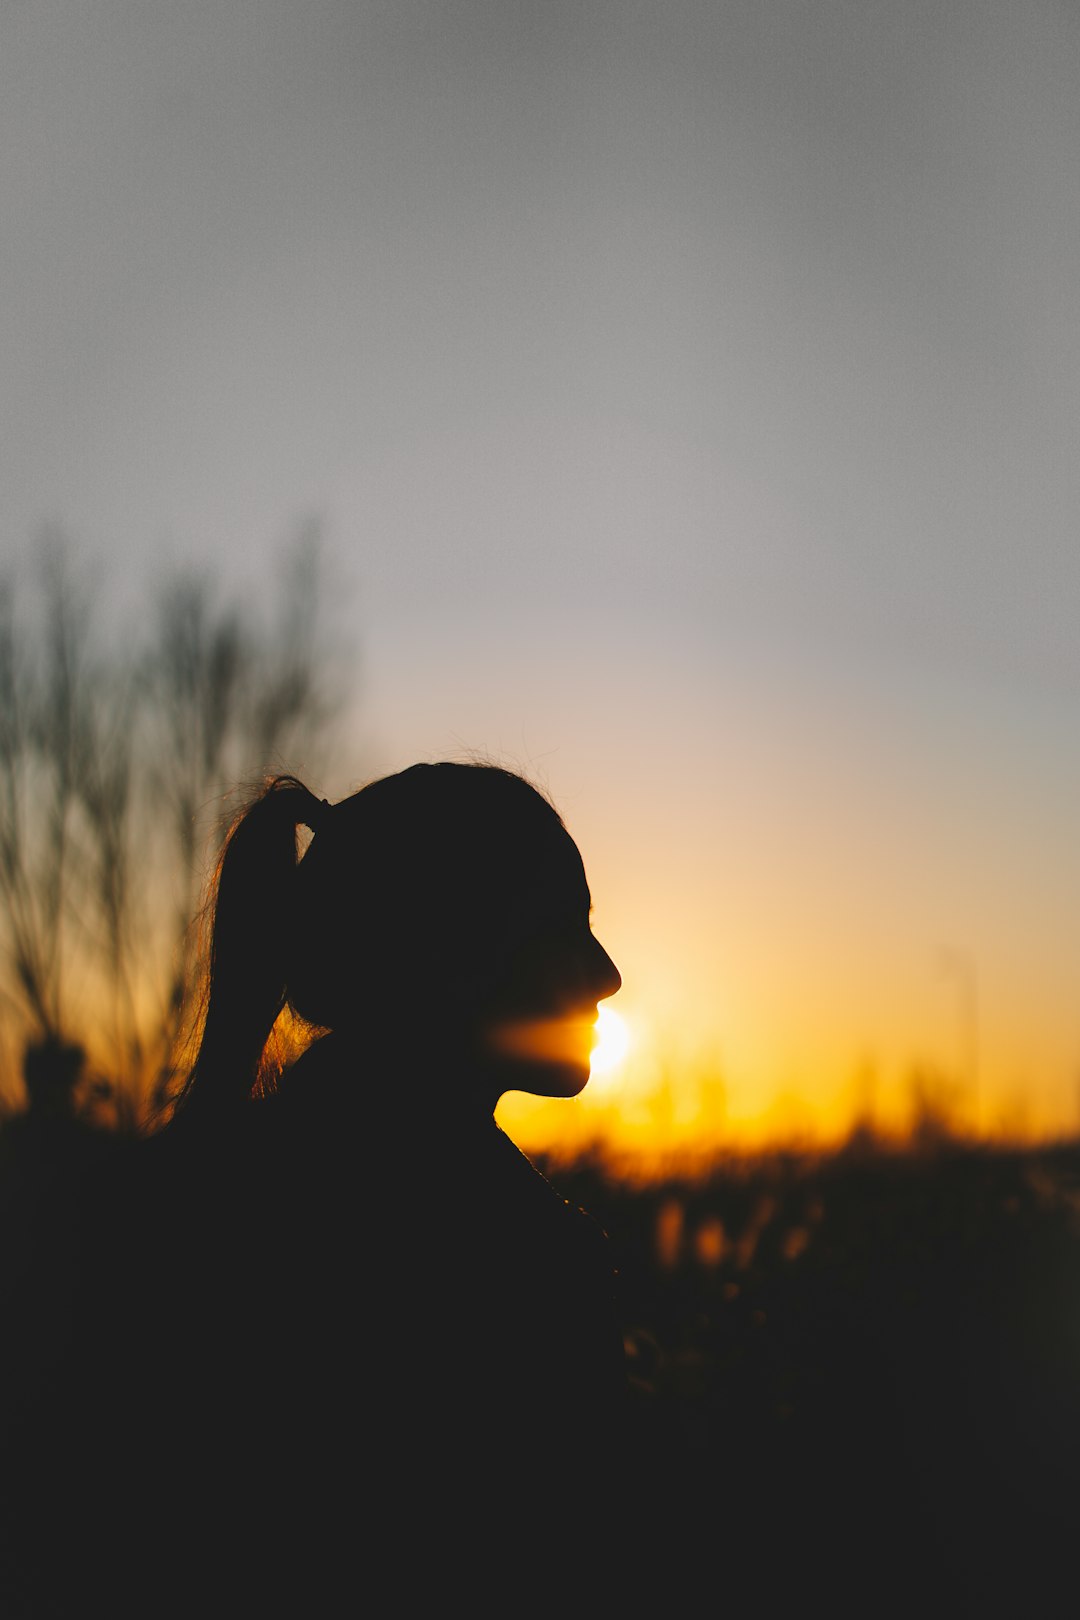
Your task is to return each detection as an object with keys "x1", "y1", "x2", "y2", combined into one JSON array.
[
  {"x1": 3, "y1": 1112, "x2": 1080, "y2": 1609},
  {"x1": 542, "y1": 1137, "x2": 1080, "y2": 1604}
]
